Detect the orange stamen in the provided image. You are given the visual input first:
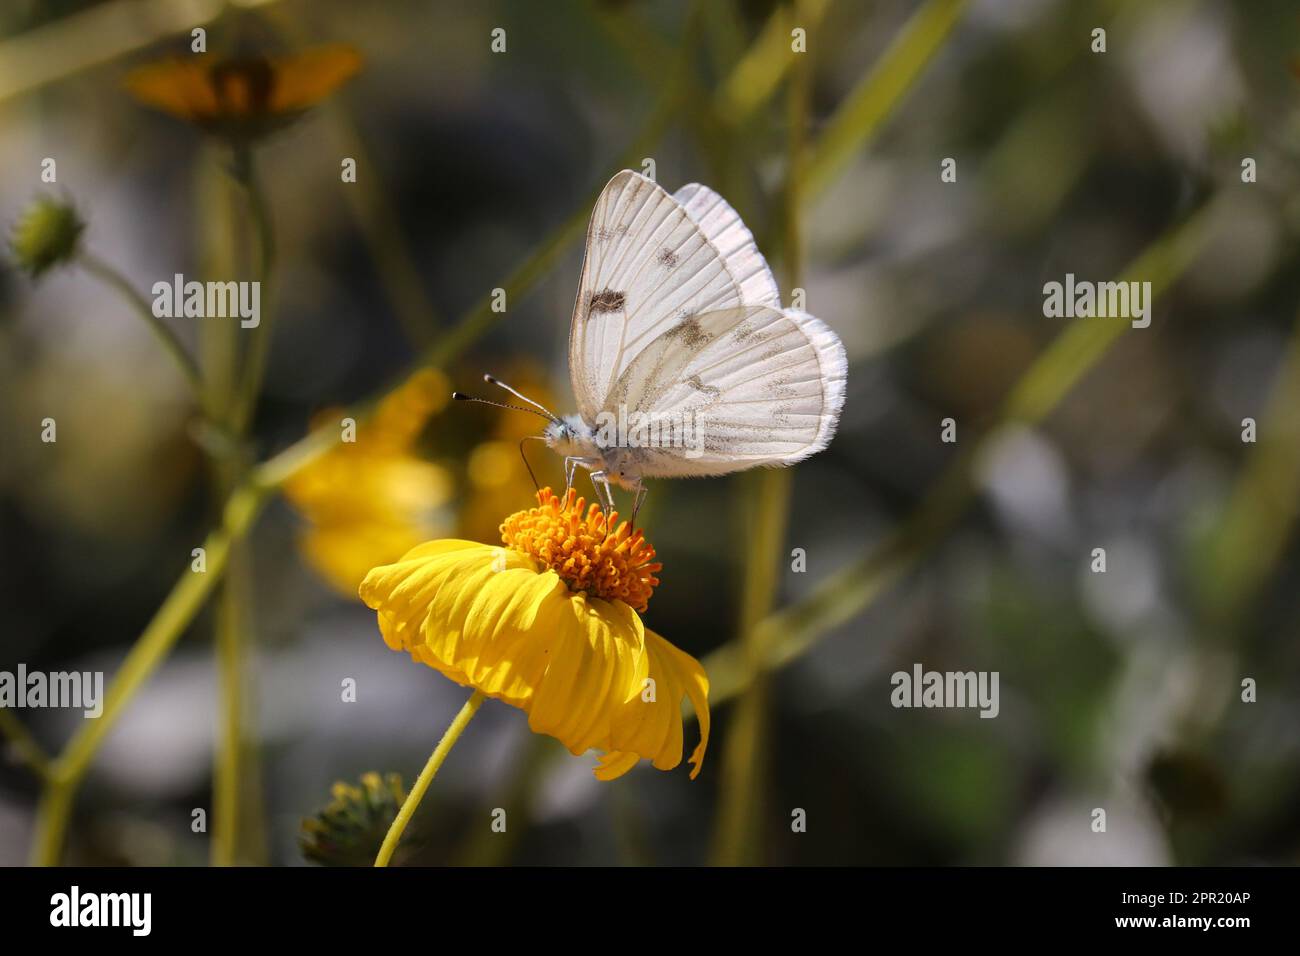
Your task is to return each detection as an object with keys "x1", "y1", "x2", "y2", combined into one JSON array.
[{"x1": 500, "y1": 487, "x2": 661, "y2": 612}]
